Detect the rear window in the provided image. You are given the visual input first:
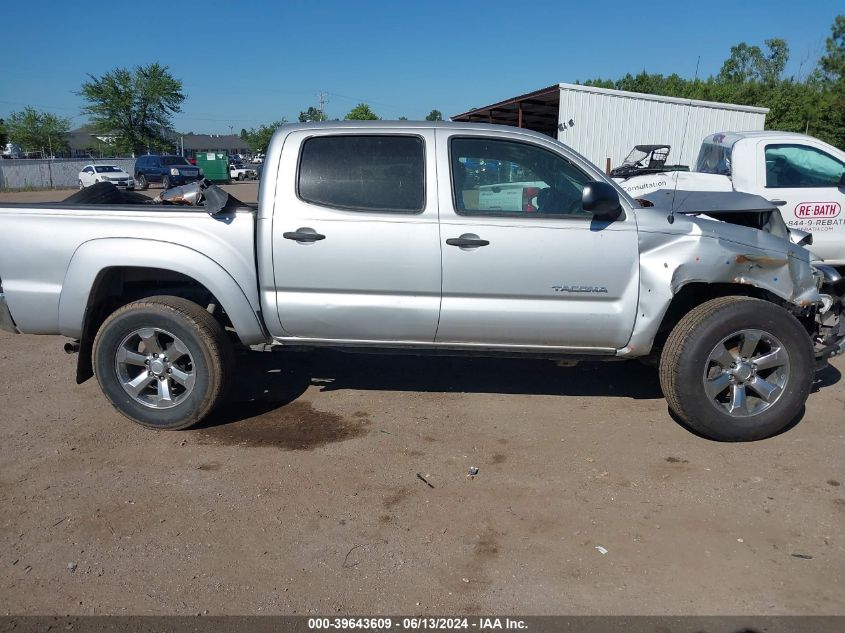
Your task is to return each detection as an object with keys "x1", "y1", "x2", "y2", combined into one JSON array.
[
  {"x1": 161, "y1": 156, "x2": 190, "y2": 166},
  {"x1": 695, "y1": 143, "x2": 732, "y2": 176},
  {"x1": 298, "y1": 135, "x2": 425, "y2": 213}
]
